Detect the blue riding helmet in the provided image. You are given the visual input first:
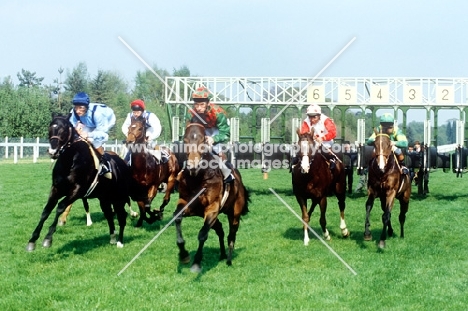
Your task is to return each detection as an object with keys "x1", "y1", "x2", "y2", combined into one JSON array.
[{"x1": 72, "y1": 92, "x2": 90, "y2": 106}]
